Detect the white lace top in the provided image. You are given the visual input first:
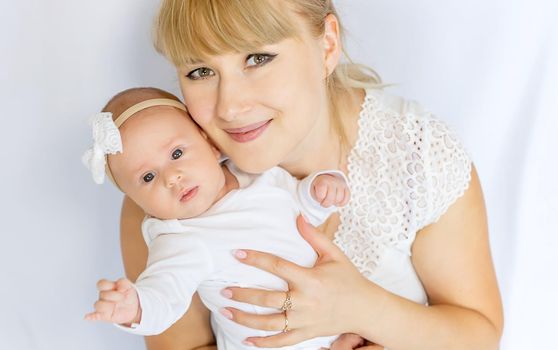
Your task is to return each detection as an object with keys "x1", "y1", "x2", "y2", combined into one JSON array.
[{"x1": 335, "y1": 89, "x2": 472, "y2": 304}]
